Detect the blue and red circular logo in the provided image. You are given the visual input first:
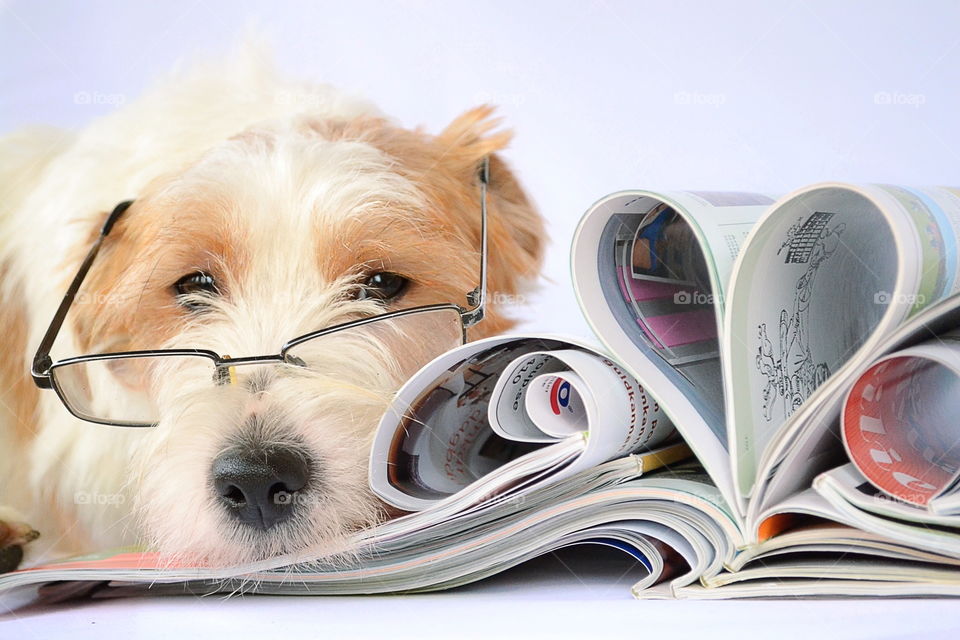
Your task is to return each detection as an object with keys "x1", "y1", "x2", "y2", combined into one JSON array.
[{"x1": 549, "y1": 378, "x2": 571, "y2": 415}]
